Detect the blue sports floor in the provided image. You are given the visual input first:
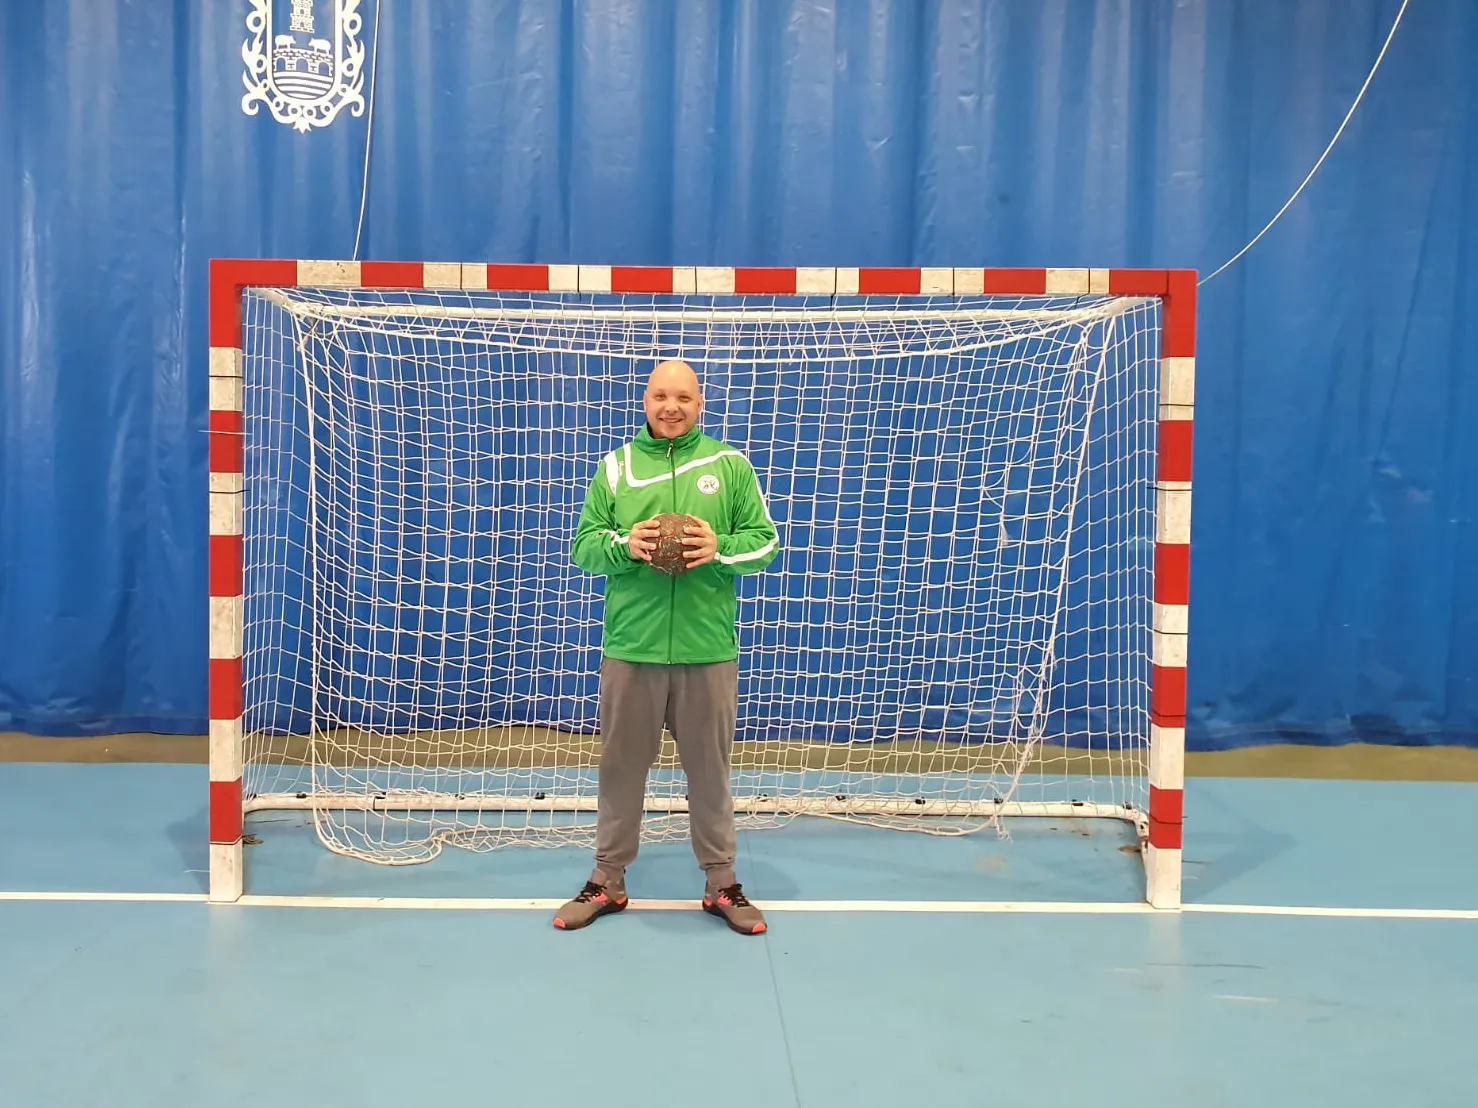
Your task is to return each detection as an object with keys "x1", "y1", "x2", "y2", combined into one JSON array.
[{"x1": 2, "y1": 760, "x2": 1476, "y2": 1107}]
